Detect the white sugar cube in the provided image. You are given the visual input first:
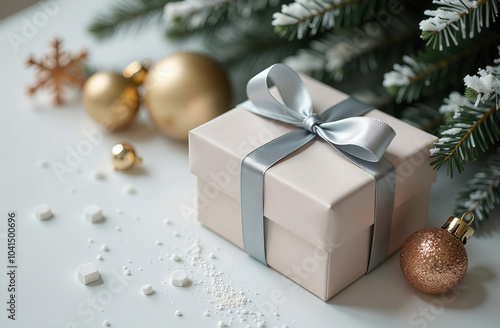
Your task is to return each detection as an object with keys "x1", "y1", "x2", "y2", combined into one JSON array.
[
  {"x1": 84, "y1": 205, "x2": 104, "y2": 223},
  {"x1": 34, "y1": 204, "x2": 52, "y2": 220},
  {"x1": 77, "y1": 262, "x2": 100, "y2": 285},
  {"x1": 141, "y1": 284, "x2": 153, "y2": 295},
  {"x1": 171, "y1": 270, "x2": 190, "y2": 287}
]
